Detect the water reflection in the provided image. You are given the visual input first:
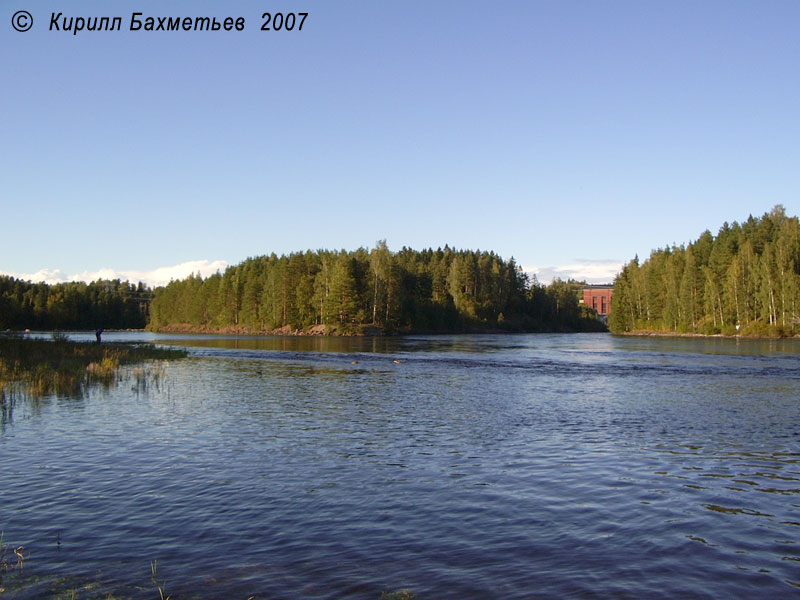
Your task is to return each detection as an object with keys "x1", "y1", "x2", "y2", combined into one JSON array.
[
  {"x1": 0, "y1": 392, "x2": 12, "y2": 431},
  {"x1": 162, "y1": 334, "x2": 400, "y2": 354}
]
